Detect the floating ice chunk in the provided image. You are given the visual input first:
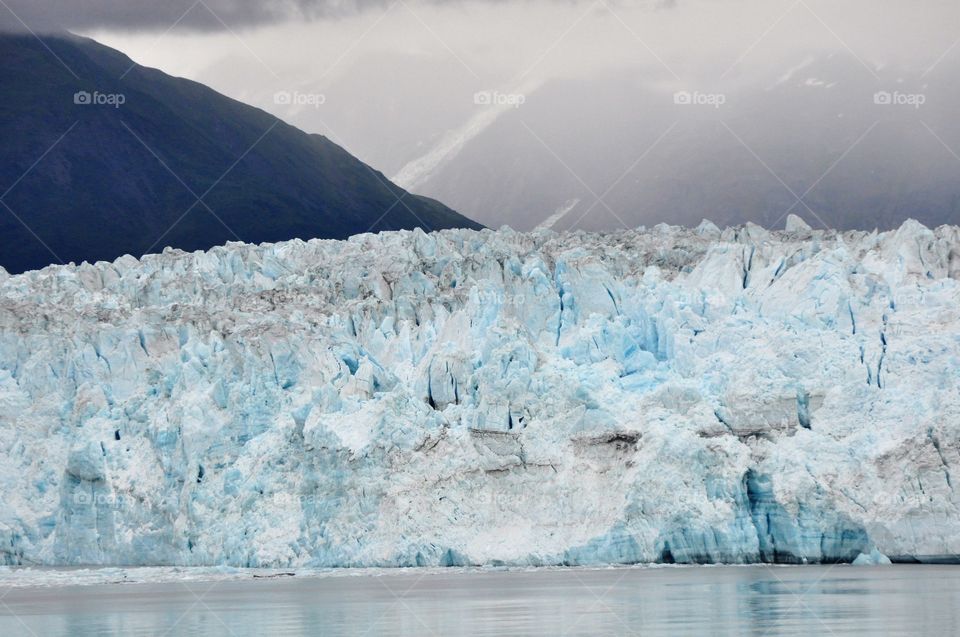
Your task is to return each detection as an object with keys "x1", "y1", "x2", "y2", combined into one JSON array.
[{"x1": 852, "y1": 548, "x2": 892, "y2": 566}]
